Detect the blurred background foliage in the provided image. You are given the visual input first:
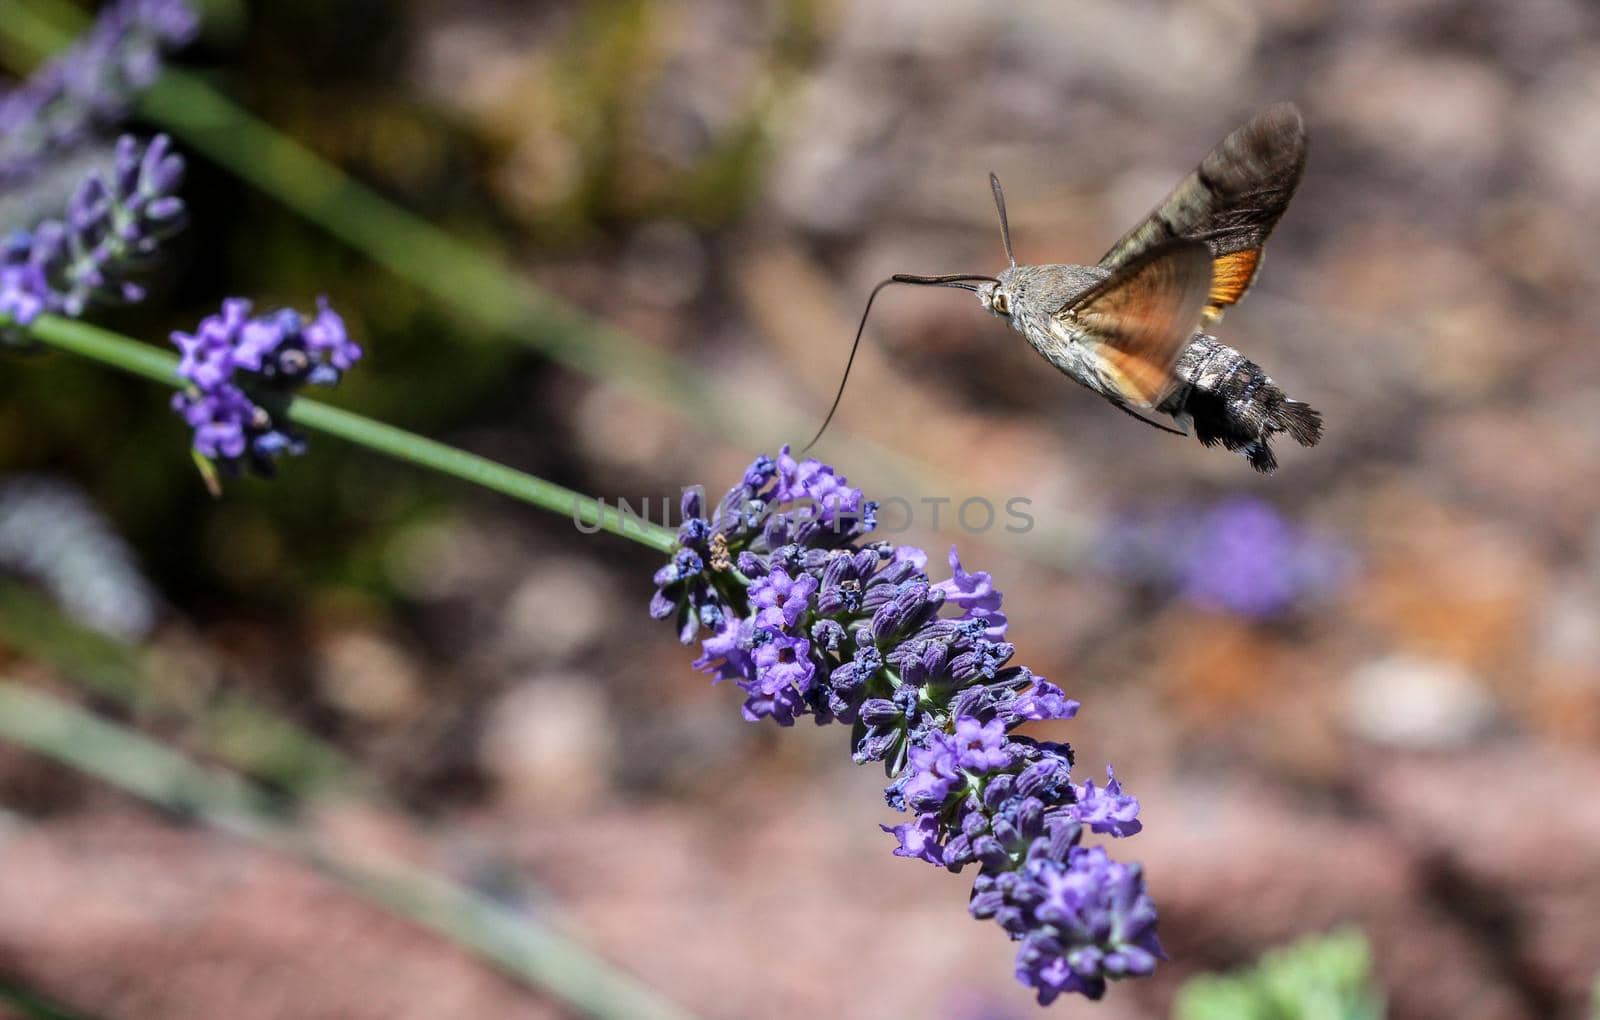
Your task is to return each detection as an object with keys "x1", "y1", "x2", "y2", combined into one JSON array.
[
  {"x1": 1174, "y1": 930, "x2": 1384, "y2": 1020},
  {"x1": 4, "y1": 0, "x2": 1600, "y2": 1018}
]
